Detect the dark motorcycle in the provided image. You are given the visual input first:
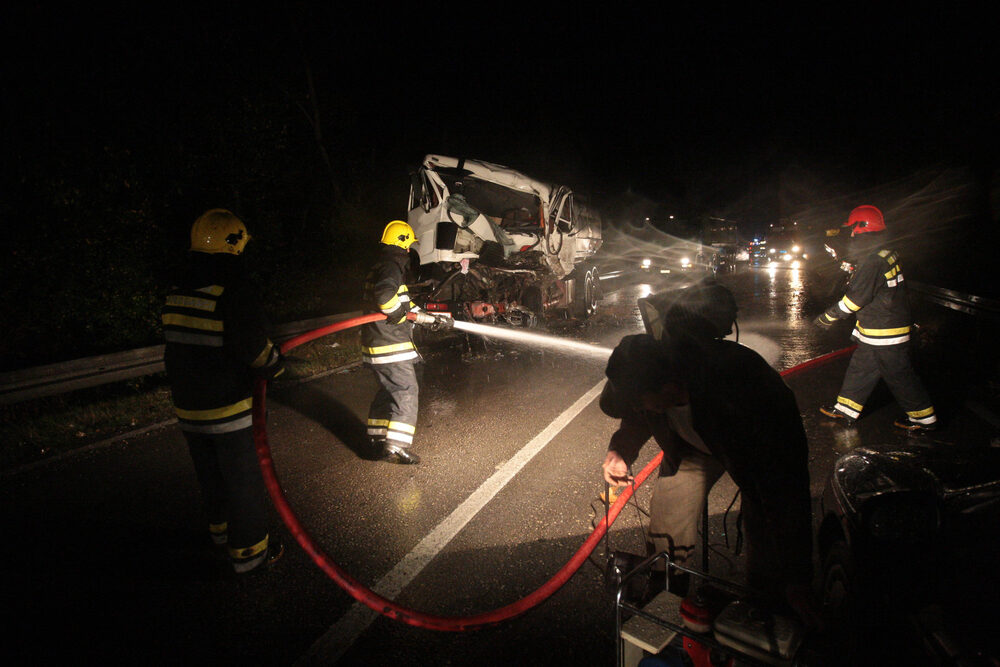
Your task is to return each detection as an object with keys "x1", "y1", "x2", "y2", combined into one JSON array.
[{"x1": 817, "y1": 442, "x2": 1000, "y2": 665}]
